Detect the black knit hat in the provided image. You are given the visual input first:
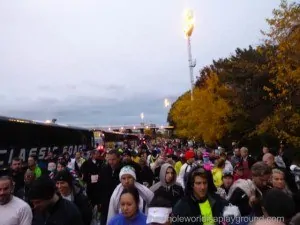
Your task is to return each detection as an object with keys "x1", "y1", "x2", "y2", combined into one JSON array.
[
  {"x1": 29, "y1": 176, "x2": 56, "y2": 200},
  {"x1": 54, "y1": 170, "x2": 73, "y2": 187},
  {"x1": 263, "y1": 189, "x2": 295, "y2": 219}
]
